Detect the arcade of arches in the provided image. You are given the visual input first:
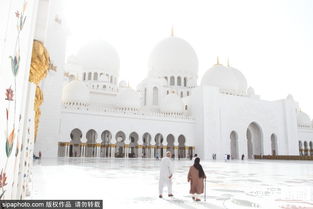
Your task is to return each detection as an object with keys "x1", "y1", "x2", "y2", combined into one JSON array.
[
  {"x1": 298, "y1": 140, "x2": 313, "y2": 156},
  {"x1": 58, "y1": 129, "x2": 194, "y2": 159}
]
